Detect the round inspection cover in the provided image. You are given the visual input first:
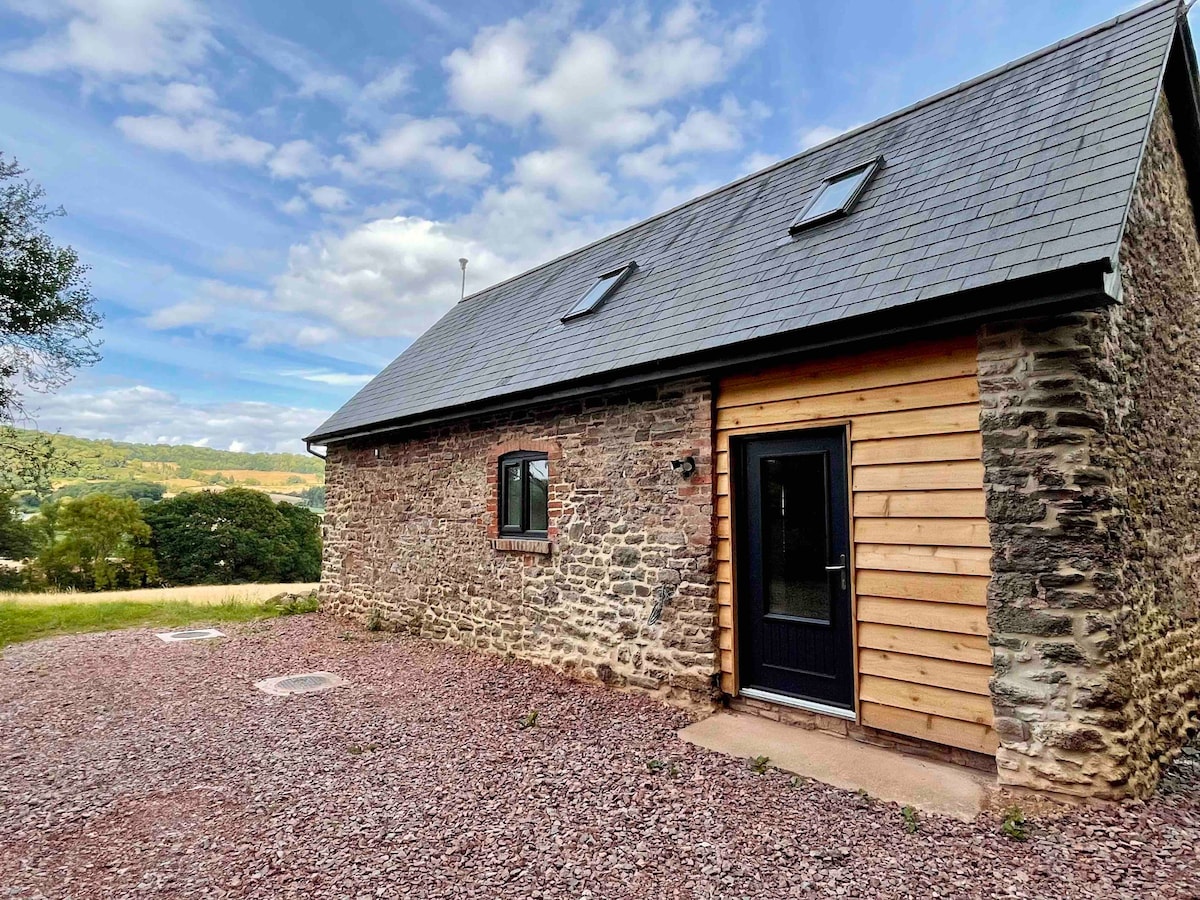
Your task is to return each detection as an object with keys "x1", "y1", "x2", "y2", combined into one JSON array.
[{"x1": 254, "y1": 671, "x2": 346, "y2": 696}]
